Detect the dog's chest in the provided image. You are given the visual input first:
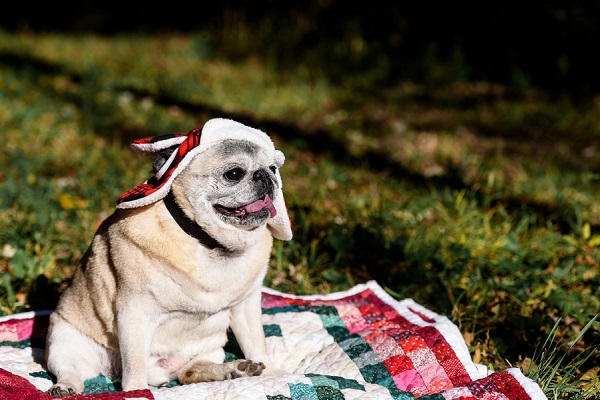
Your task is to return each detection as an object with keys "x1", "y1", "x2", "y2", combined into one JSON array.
[
  {"x1": 152, "y1": 248, "x2": 268, "y2": 313},
  {"x1": 150, "y1": 309, "x2": 231, "y2": 359}
]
